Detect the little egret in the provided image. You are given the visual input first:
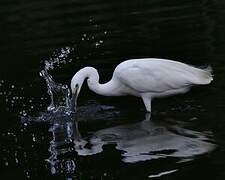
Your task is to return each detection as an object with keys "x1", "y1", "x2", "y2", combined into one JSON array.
[{"x1": 71, "y1": 58, "x2": 213, "y2": 112}]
